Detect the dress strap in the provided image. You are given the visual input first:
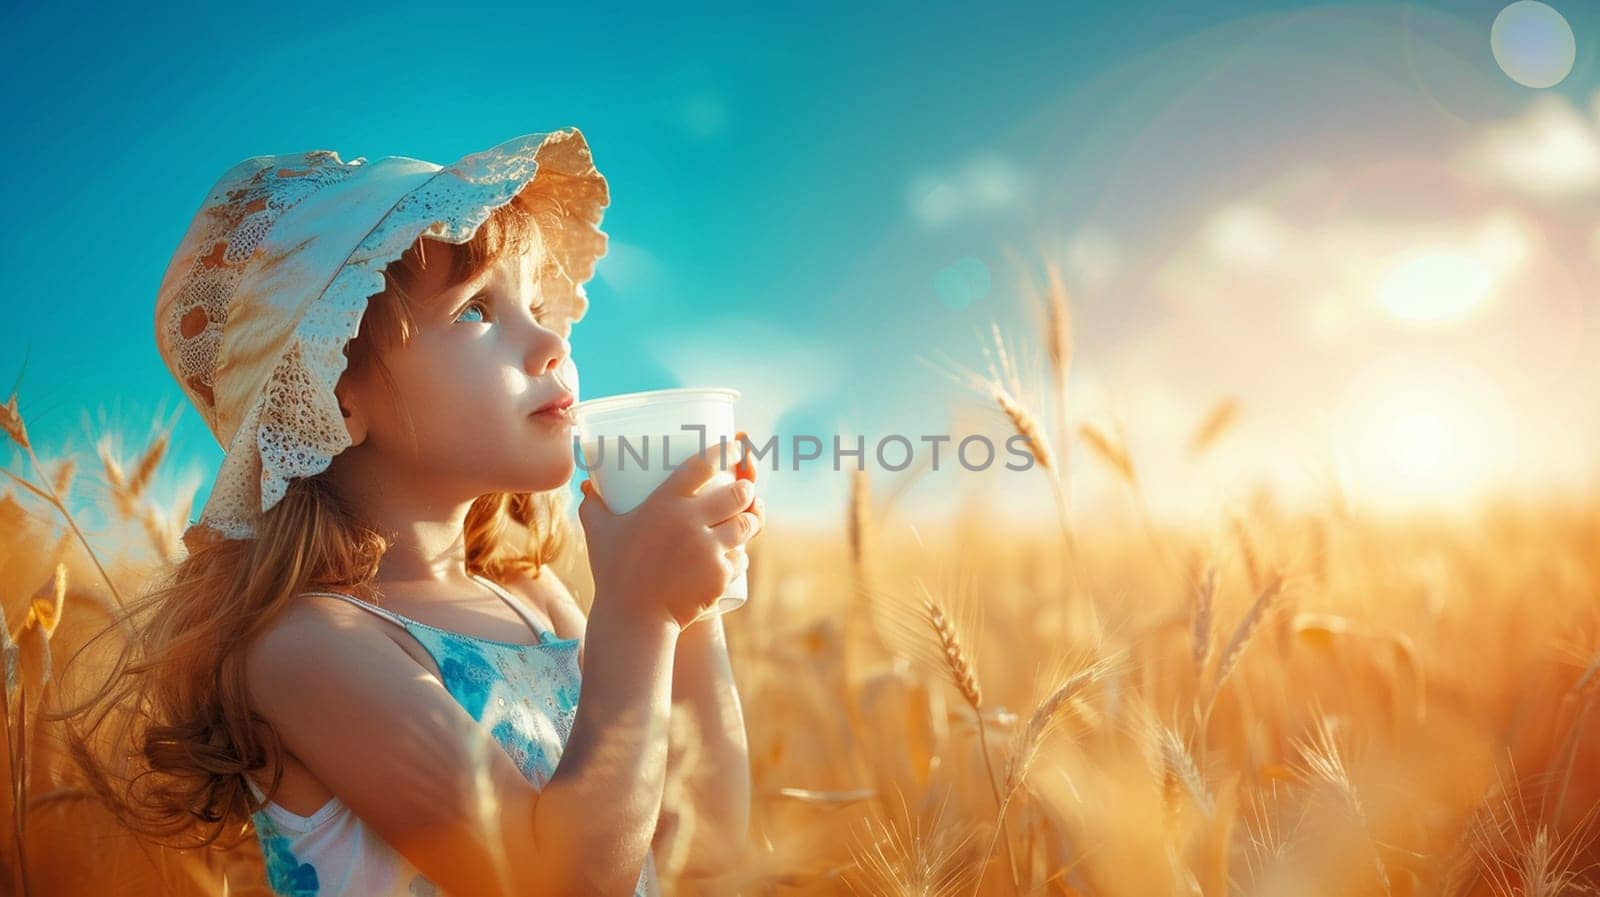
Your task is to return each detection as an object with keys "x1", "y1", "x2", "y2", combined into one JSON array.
[
  {"x1": 298, "y1": 577, "x2": 557, "y2": 645},
  {"x1": 296, "y1": 589, "x2": 414, "y2": 630},
  {"x1": 468, "y1": 573, "x2": 558, "y2": 644}
]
